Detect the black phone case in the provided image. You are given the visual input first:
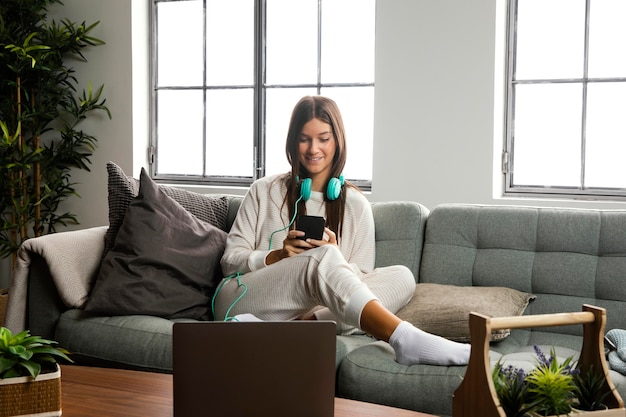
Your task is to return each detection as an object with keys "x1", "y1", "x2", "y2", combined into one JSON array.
[{"x1": 296, "y1": 215, "x2": 325, "y2": 240}]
